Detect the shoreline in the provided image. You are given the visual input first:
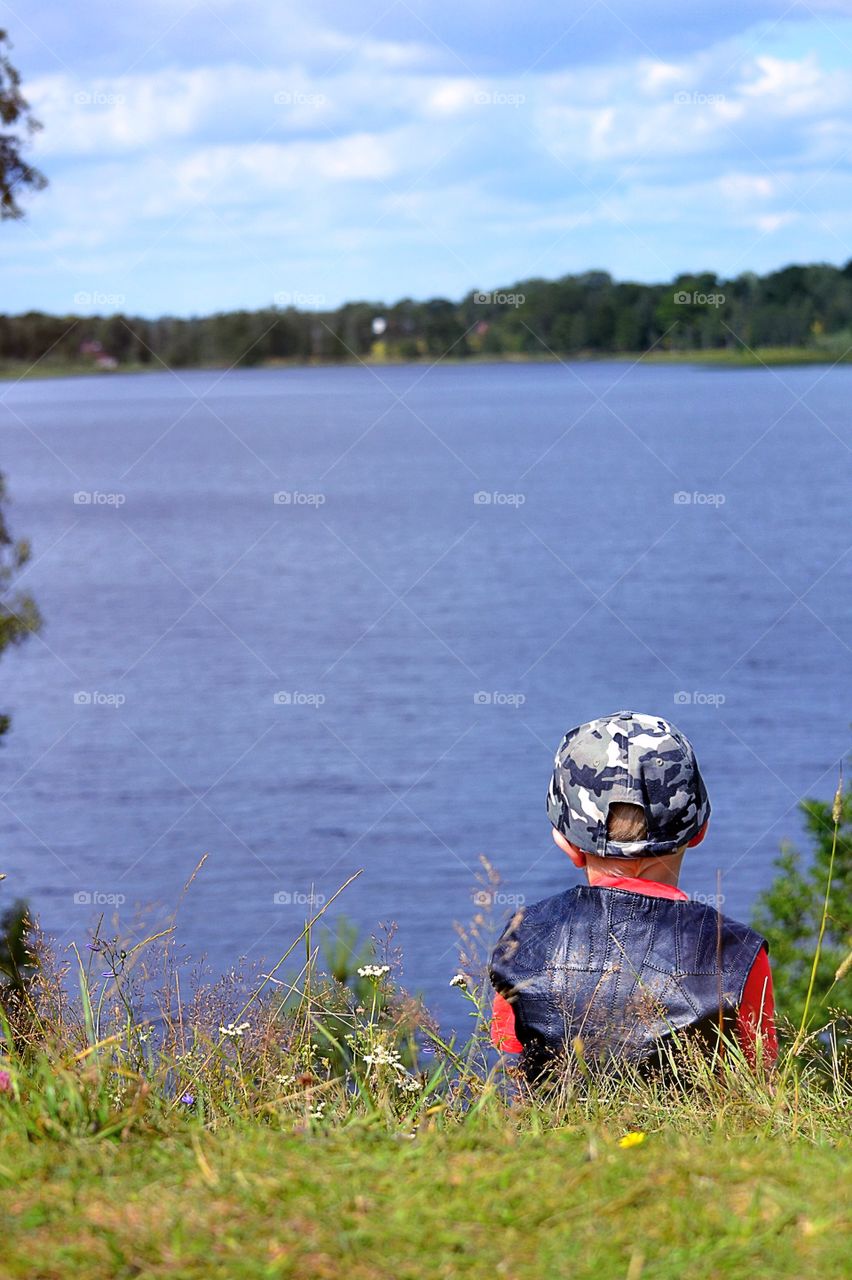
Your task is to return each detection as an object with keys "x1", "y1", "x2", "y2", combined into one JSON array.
[{"x1": 1, "y1": 345, "x2": 847, "y2": 383}]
